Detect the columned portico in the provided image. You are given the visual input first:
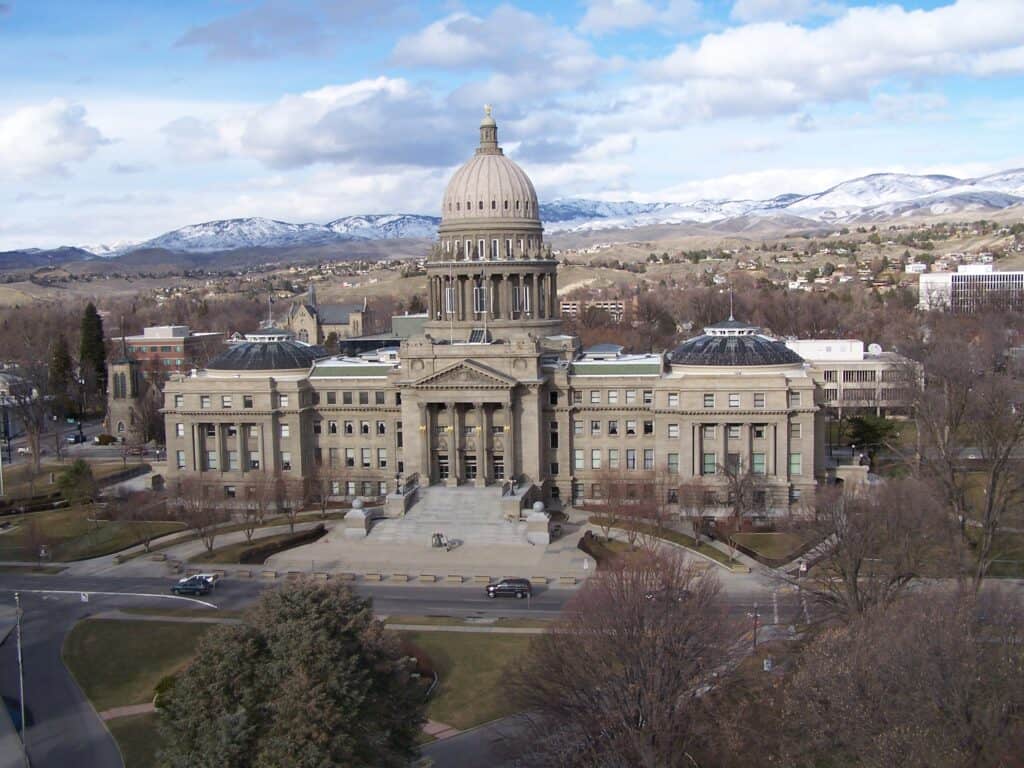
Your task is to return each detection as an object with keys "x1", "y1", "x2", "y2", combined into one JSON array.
[{"x1": 415, "y1": 399, "x2": 512, "y2": 487}]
